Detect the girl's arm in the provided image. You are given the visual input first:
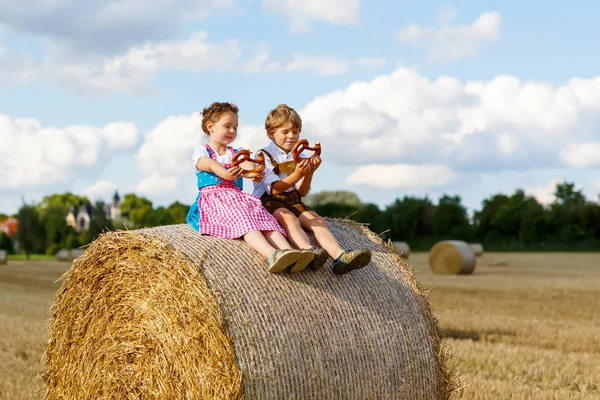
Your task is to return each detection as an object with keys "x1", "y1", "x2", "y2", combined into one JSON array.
[{"x1": 196, "y1": 157, "x2": 243, "y2": 181}]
